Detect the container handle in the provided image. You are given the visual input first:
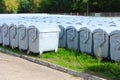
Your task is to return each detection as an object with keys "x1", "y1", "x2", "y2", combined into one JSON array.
[
  {"x1": 66, "y1": 28, "x2": 76, "y2": 41},
  {"x1": 32, "y1": 28, "x2": 37, "y2": 42},
  {"x1": 84, "y1": 31, "x2": 90, "y2": 44},
  {"x1": 93, "y1": 31, "x2": 106, "y2": 47},
  {"x1": 9, "y1": 25, "x2": 13, "y2": 29},
  {"x1": 22, "y1": 28, "x2": 26, "y2": 40},
  {"x1": 79, "y1": 30, "x2": 90, "y2": 44},
  {"x1": 116, "y1": 40, "x2": 120, "y2": 51},
  {"x1": 10, "y1": 24, "x2": 17, "y2": 39},
  {"x1": 2, "y1": 24, "x2": 8, "y2": 37},
  {"x1": 70, "y1": 28, "x2": 76, "y2": 41},
  {"x1": 13, "y1": 27, "x2": 17, "y2": 39},
  {"x1": 18, "y1": 25, "x2": 26, "y2": 40},
  {"x1": 99, "y1": 32, "x2": 106, "y2": 47},
  {"x1": 59, "y1": 25, "x2": 64, "y2": 39},
  {"x1": 28, "y1": 26, "x2": 37, "y2": 42}
]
